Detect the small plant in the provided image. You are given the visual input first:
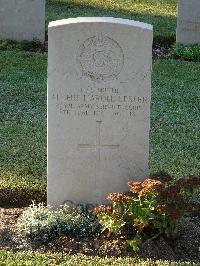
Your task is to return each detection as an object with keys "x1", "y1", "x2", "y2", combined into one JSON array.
[
  {"x1": 18, "y1": 202, "x2": 100, "y2": 243},
  {"x1": 0, "y1": 39, "x2": 44, "y2": 52},
  {"x1": 0, "y1": 40, "x2": 21, "y2": 51},
  {"x1": 171, "y1": 44, "x2": 200, "y2": 62},
  {"x1": 94, "y1": 176, "x2": 200, "y2": 252}
]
